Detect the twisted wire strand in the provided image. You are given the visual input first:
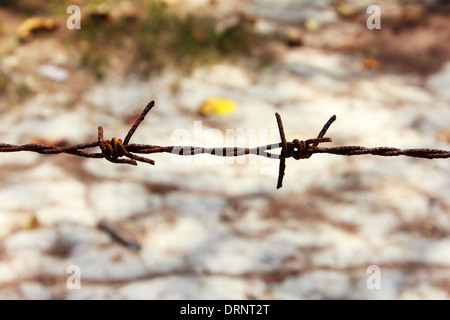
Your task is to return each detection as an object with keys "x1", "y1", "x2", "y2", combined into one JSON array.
[{"x1": 1, "y1": 100, "x2": 449, "y2": 189}]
